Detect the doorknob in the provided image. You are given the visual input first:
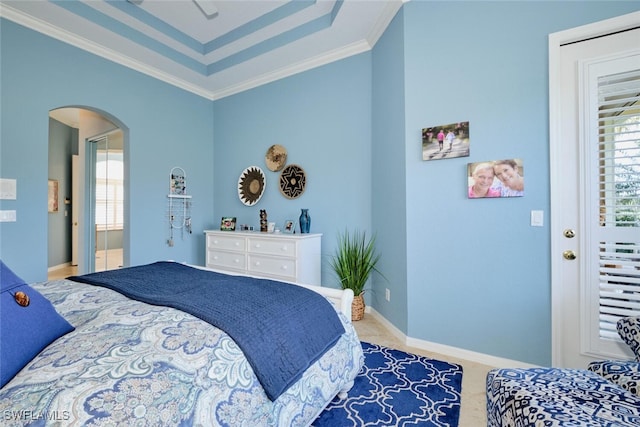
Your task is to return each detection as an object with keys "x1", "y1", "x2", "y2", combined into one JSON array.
[
  {"x1": 563, "y1": 229, "x2": 575, "y2": 238},
  {"x1": 563, "y1": 250, "x2": 577, "y2": 260}
]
